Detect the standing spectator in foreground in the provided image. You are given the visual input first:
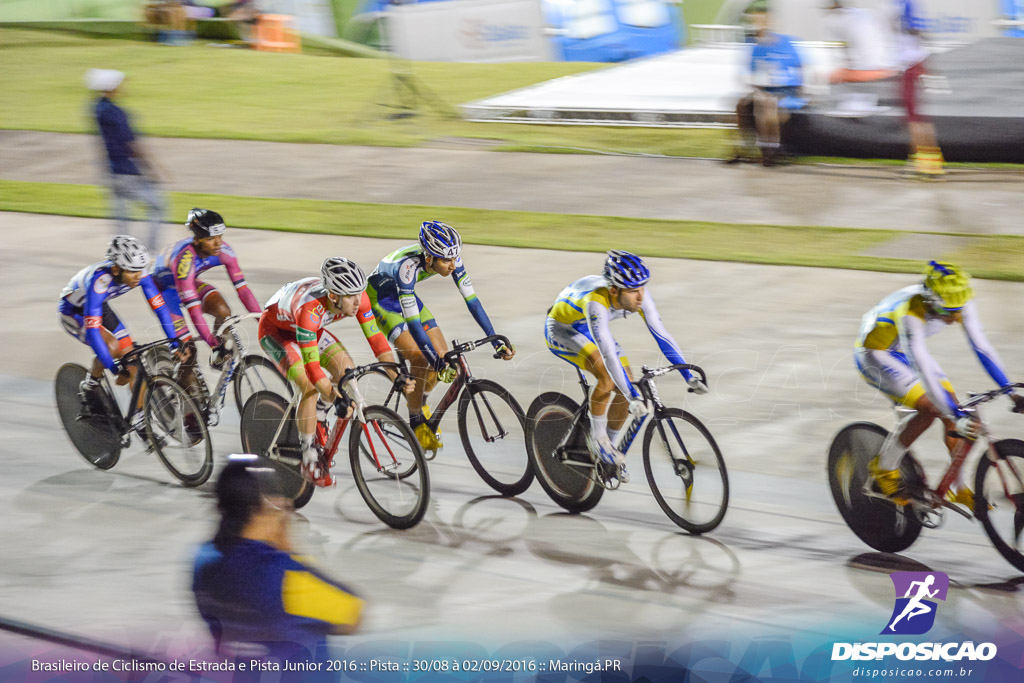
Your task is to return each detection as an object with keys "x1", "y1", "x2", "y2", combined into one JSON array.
[
  {"x1": 85, "y1": 68, "x2": 168, "y2": 250},
  {"x1": 726, "y1": 5, "x2": 805, "y2": 167},
  {"x1": 192, "y1": 455, "x2": 363, "y2": 677},
  {"x1": 887, "y1": 0, "x2": 944, "y2": 176}
]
